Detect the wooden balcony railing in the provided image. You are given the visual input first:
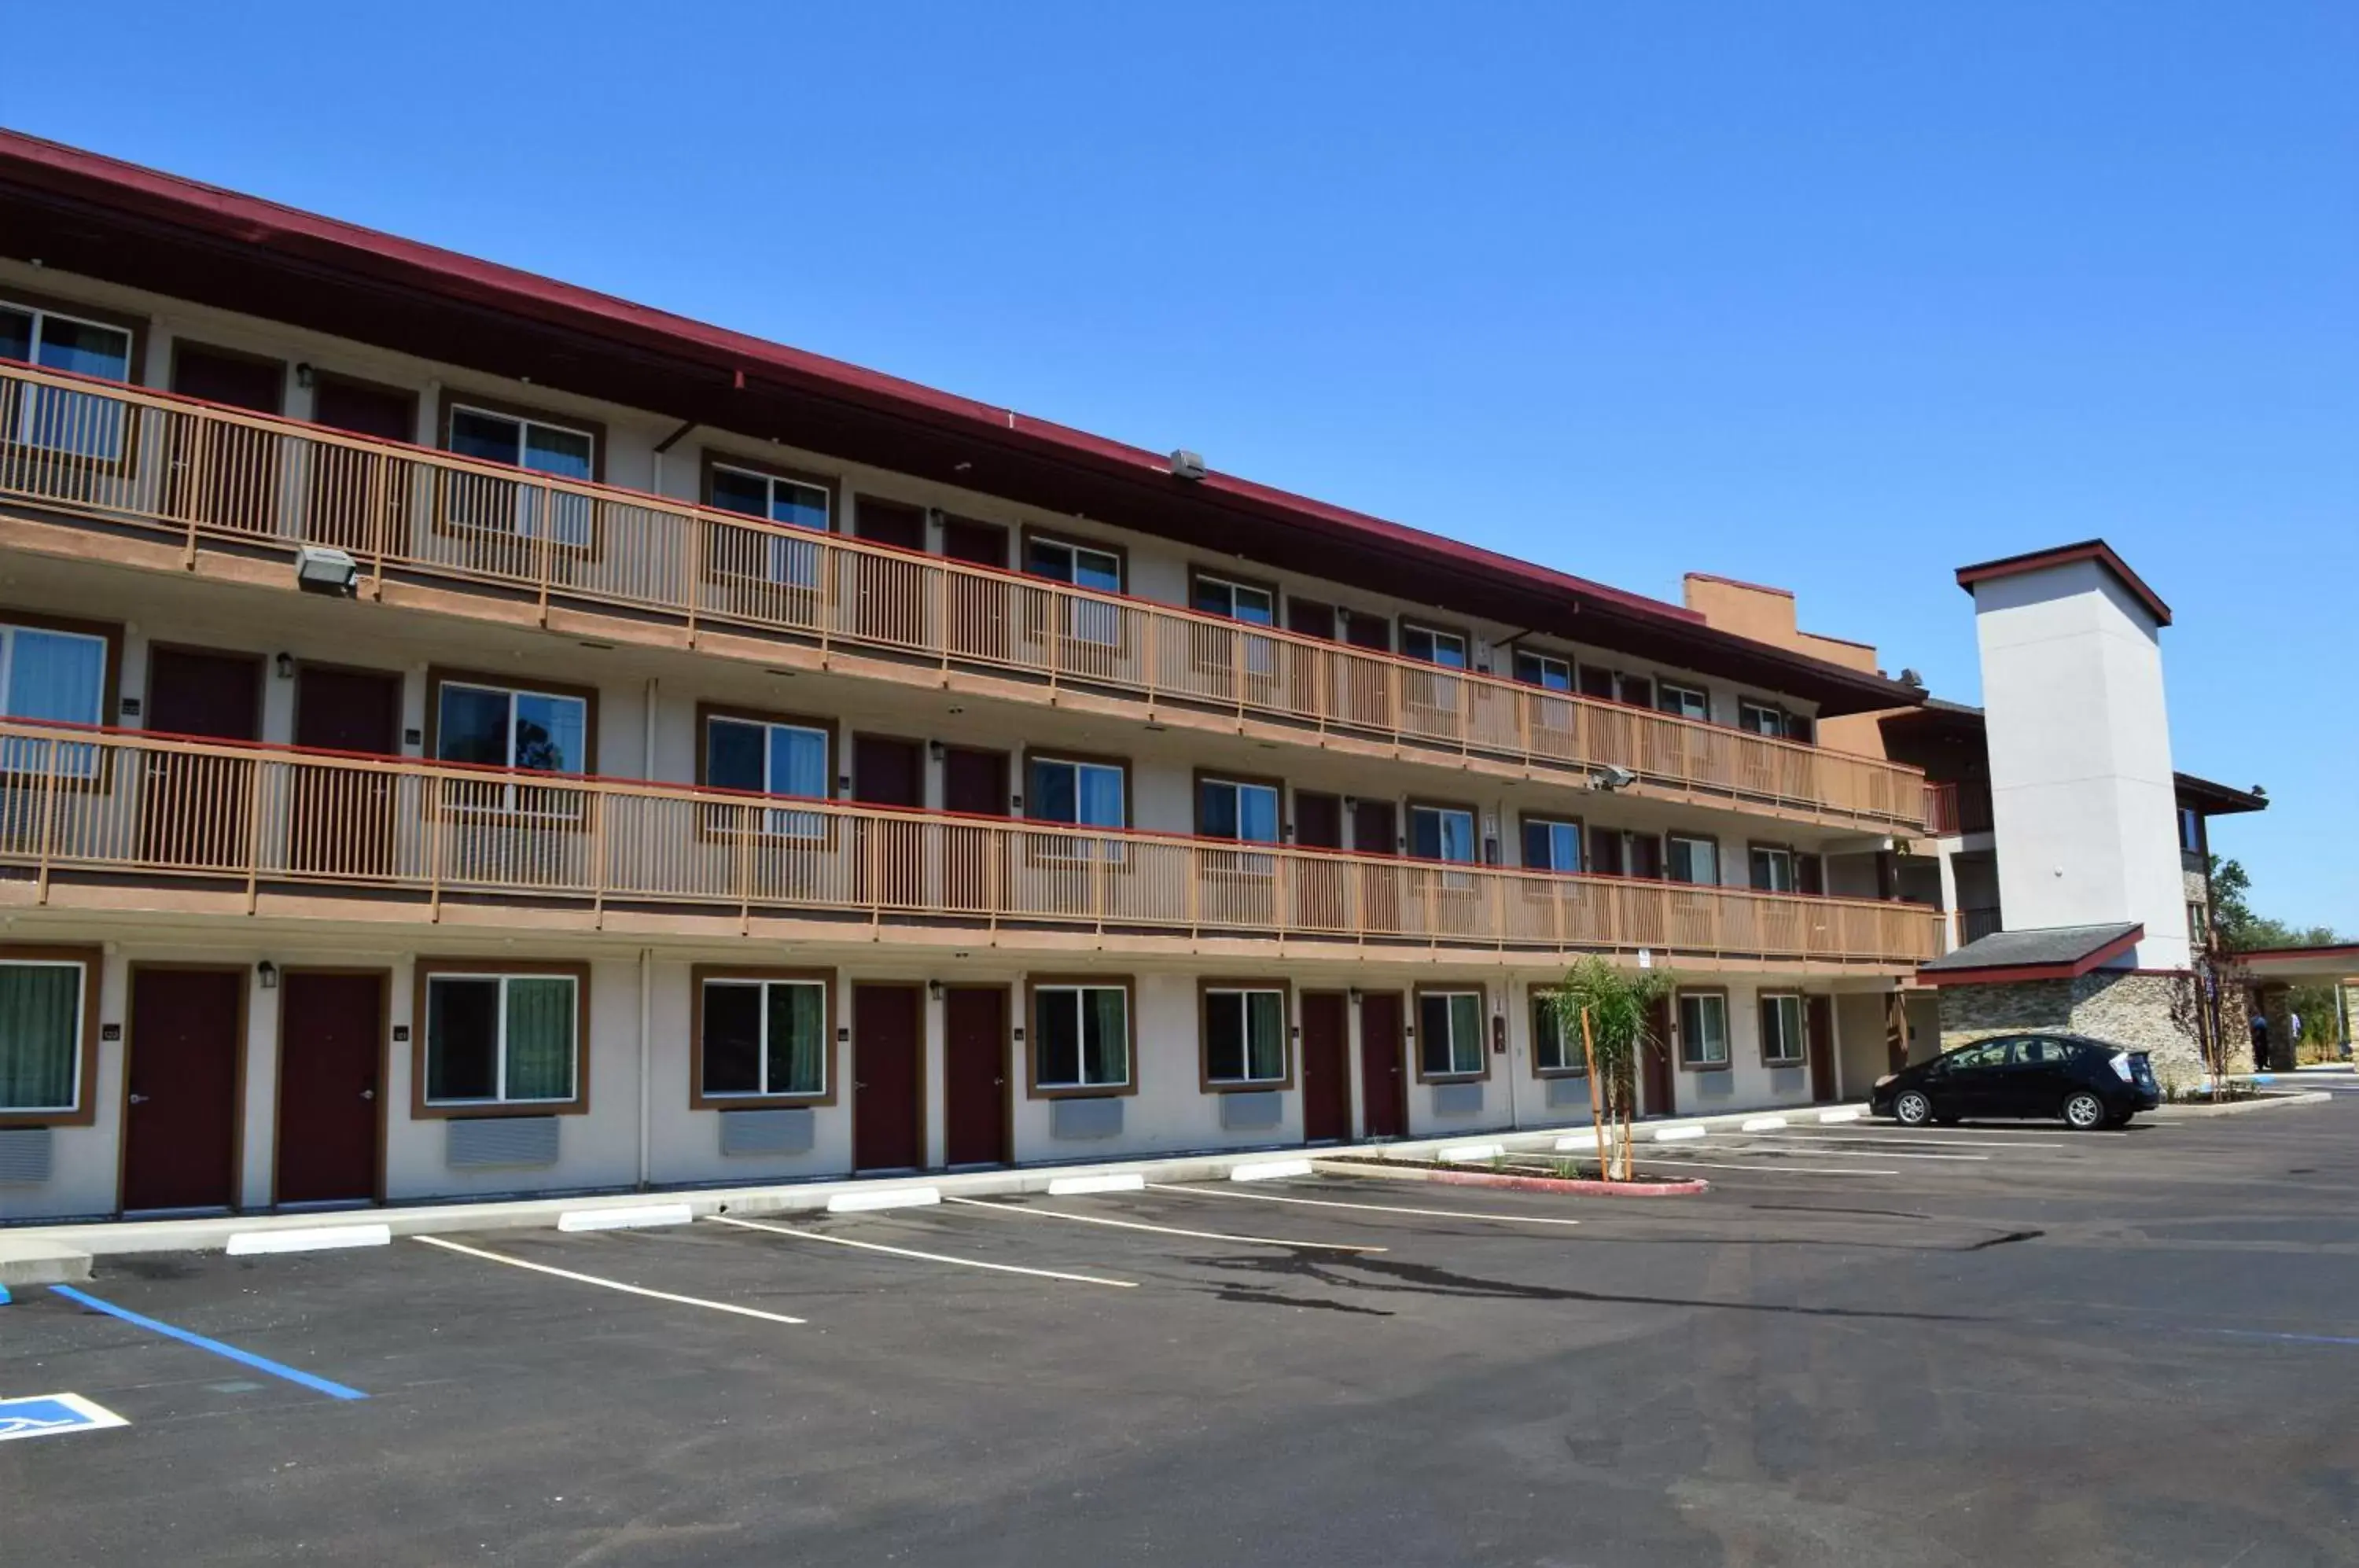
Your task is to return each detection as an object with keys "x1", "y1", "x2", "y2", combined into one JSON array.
[
  {"x1": 0, "y1": 361, "x2": 1926, "y2": 830},
  {"x1": 1923, "y1": 782, "x2": 1959, "y2": 835},
  {"x1": 0, "y1": 722, "x2": 1942, "y2": 966},
  {"x1": 1921, "y1": 781, "x2": 1993, "y2": 837}
]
